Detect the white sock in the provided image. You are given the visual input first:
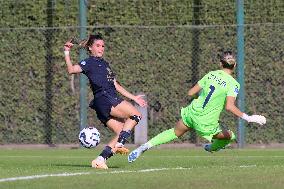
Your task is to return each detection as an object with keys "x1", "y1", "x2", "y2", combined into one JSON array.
[
  {"x1": 144, "y1": 142, "x2": 152, "y2": 149},
  {"x1": 97, "y1": 156, "x2": 105, "y2": 162}
]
